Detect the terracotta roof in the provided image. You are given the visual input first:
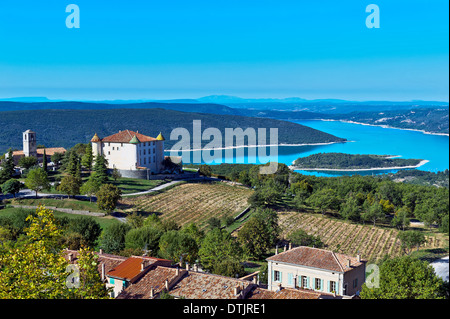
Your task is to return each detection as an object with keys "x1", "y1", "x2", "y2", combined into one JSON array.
[
  {"x1": 266, "y1": 246, "x2": 365, "y2": 273},
  {"x1": 91, "y1": 133, "x2": 101, "y2": 142},
  {"x1": 107, "y1": 256, "x2": 172, "y2": 282},
  {"x1": 117, "y1": 266, "x2": 184, "y2": 299},
  {"x1": 12, "y1": 147, "x2": 66, "y2": 157},
  {"x1": 247, "y1": 287, "x2": 326, "y2": 299},
  {"x1": 63, "y1": 249, "x2": 128, "y2": 278},
  {"x1": 169, "y1": 271, "x2": 254, "y2": 299},
  {"x1": 101, "y1": 130, "x2": 157, "y2": 143}
]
